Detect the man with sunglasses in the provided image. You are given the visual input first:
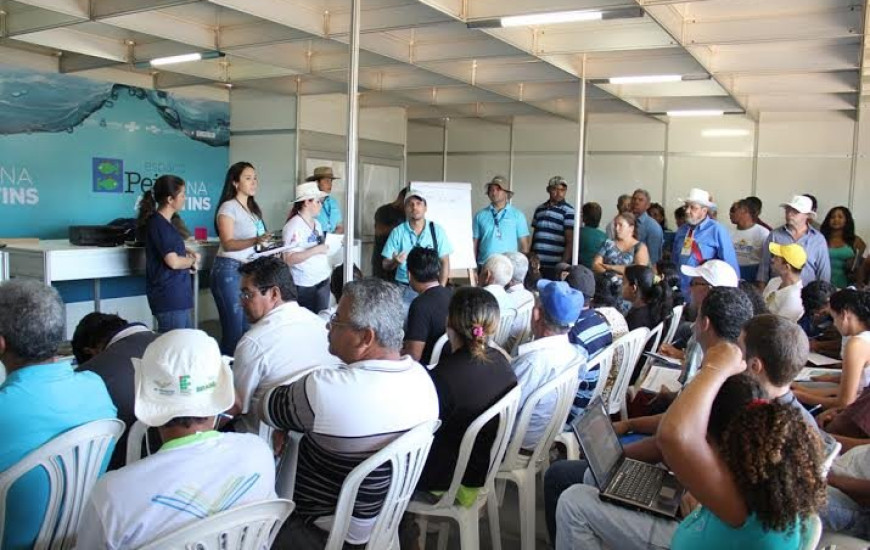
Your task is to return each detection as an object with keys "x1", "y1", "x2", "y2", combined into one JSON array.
[{"x1": 227, "y1": 256, "x2": 339, "y2": 435}]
